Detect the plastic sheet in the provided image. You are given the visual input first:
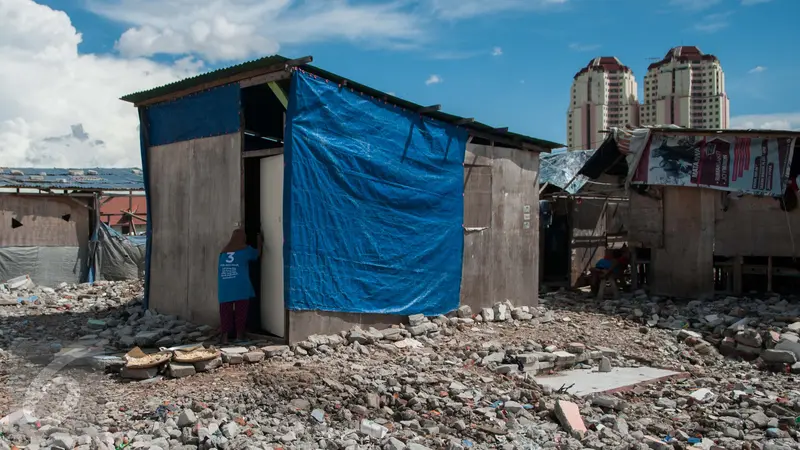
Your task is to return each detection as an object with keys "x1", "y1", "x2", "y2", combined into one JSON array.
[
  {"x1": 94, "y1": 223, "x2": 145, "y2": 281},
  {"x1": 0, "y1": 246, "x2": 86, "y2": 286},
  {"x1": 284, "y1": 70, "x2": 468, "y2": 315}
]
